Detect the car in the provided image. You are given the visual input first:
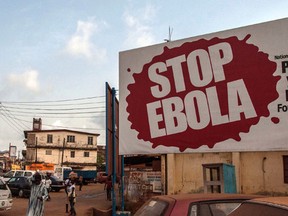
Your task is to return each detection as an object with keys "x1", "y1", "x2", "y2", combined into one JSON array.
[
  {"x1": 96, "y1": 171, "x2": 108, "y2": 184},
  {"x1": 95, "y1": 172, "x2": 120, "y2": 184},
  {"x1": 134, "y1": 193, "x2": 263, "y2": 216},
  {"x1": 2, "y1": 170, "x2": 35, "y2": 182},
  {"x1": 6, "y1": 176, "x2": 31, "y2": 198},
  {"x1": 0, "y1": 177, "x2": 13, "y2": 211},
  {"x1": 228, "y1": 196, "x2": 288, "y2": 216},
  {"x1": 49, "y1": 175, "x2": 65, "y2": 192}
]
